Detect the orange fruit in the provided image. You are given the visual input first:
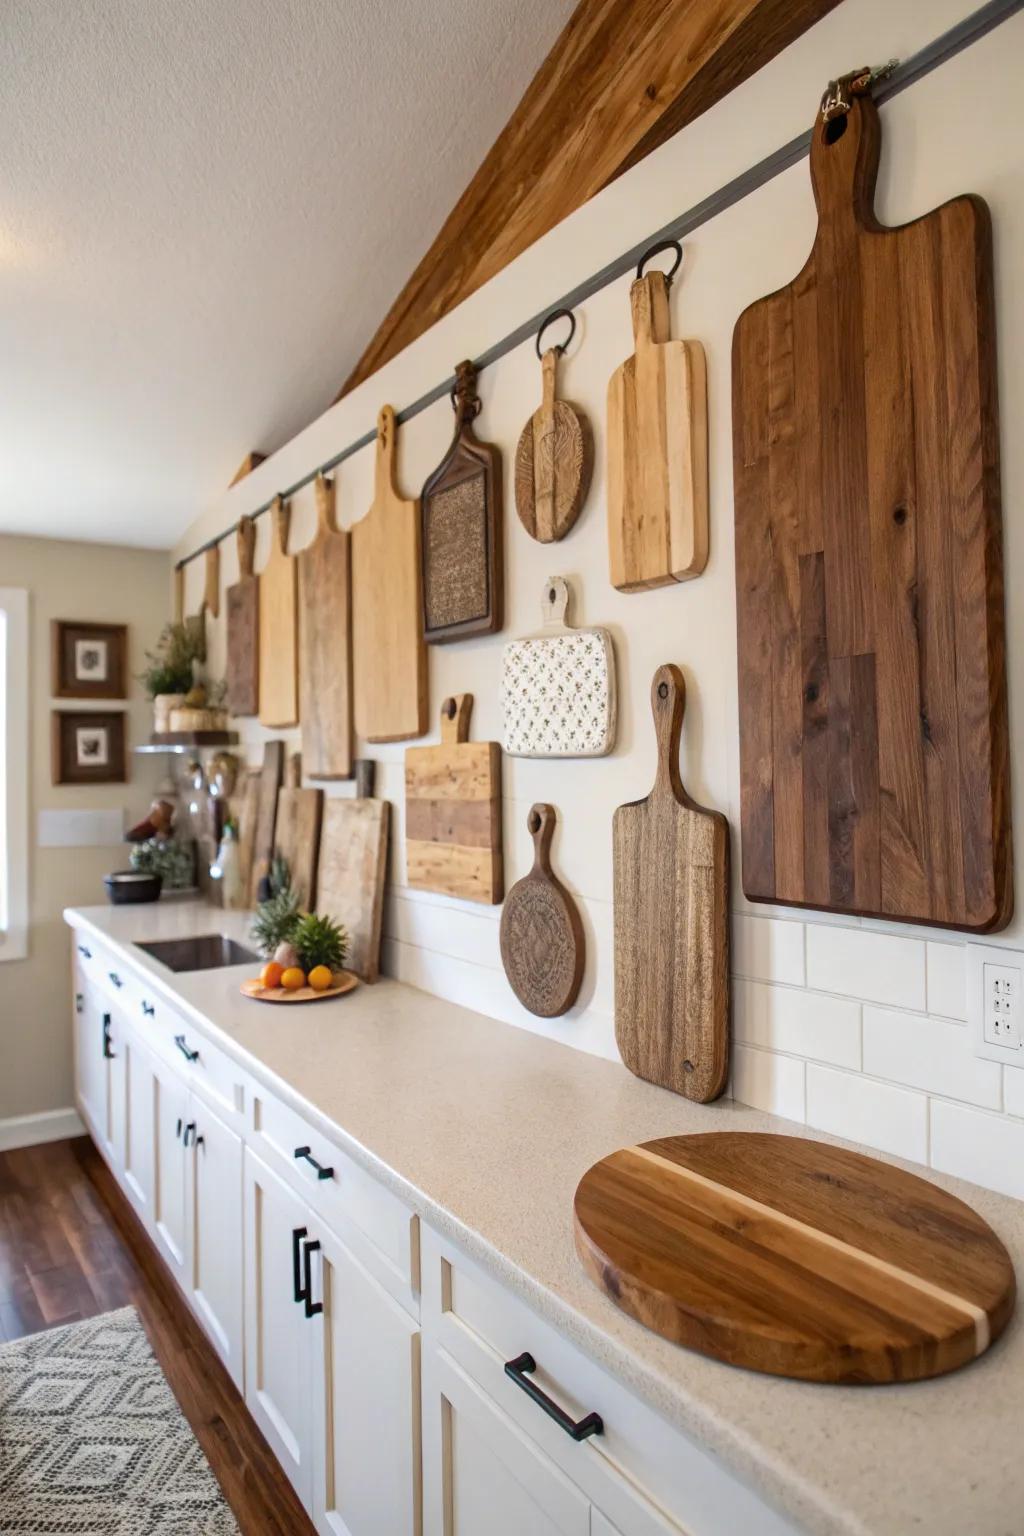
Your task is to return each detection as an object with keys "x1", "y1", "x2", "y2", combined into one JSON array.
[
  {"x1": 261, "y1": 960, "x2": 284, "y2": 989},
  {"x1": 280, "y1": 967, "x2": 306, "y2": 991},
  {"x1": 308, "y1": 965, "x2": 333, "y2": 992}
]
